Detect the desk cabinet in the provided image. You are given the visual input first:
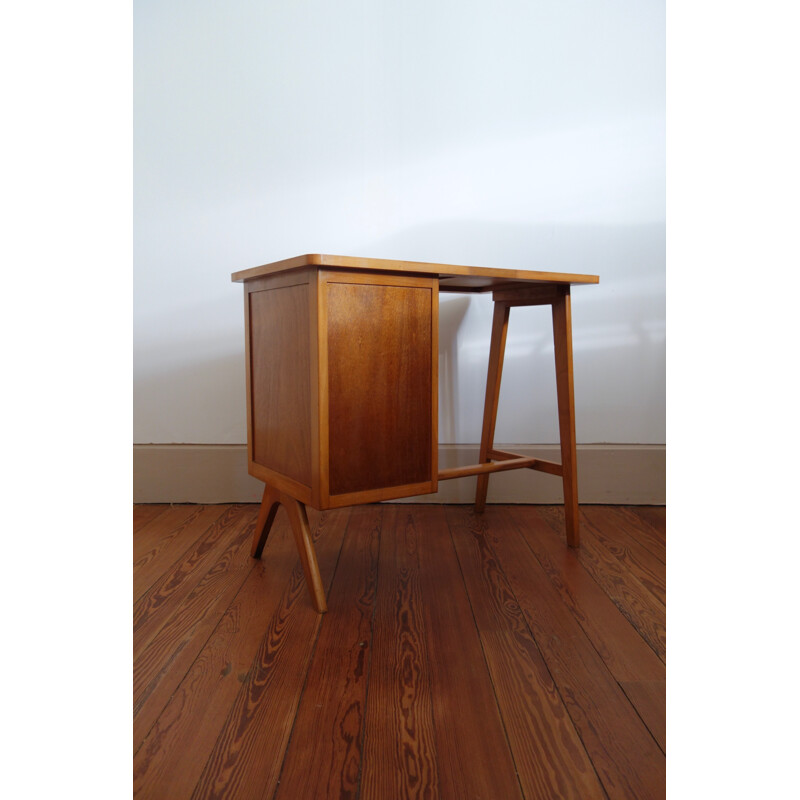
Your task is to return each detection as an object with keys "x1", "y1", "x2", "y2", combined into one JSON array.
[{"x1": 244, "y1": 267, "x2": 438, "y2": 510}]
